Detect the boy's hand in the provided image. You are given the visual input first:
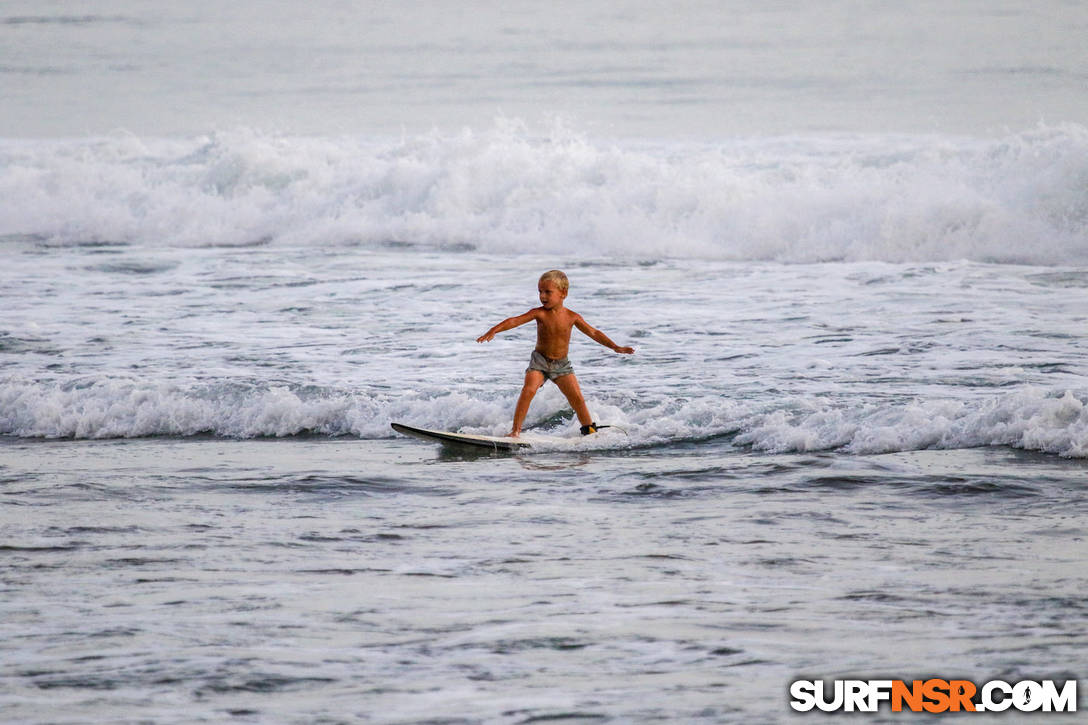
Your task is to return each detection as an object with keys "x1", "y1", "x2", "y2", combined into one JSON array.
[
  {"x1": 614, "y1": 345, "x2": 635, "y2": 354},
  {"x1": 476, "y1": 333, "x2": 494, "y2": 343}
]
